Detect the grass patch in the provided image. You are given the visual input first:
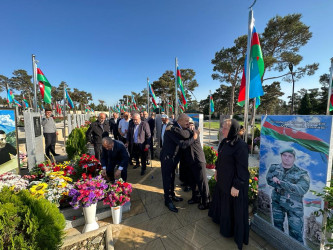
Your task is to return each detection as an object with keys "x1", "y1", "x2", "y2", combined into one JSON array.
[{"x1": 204, "y1": 121, "x2": 261, "y2": 130}]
